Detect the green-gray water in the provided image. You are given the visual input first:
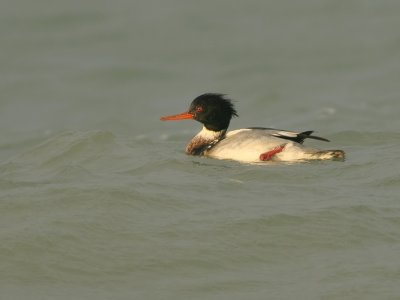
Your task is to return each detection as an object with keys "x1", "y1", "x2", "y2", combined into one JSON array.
[{"x1": 1, "y1": 1, "x2": 400, "y2": 299}]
